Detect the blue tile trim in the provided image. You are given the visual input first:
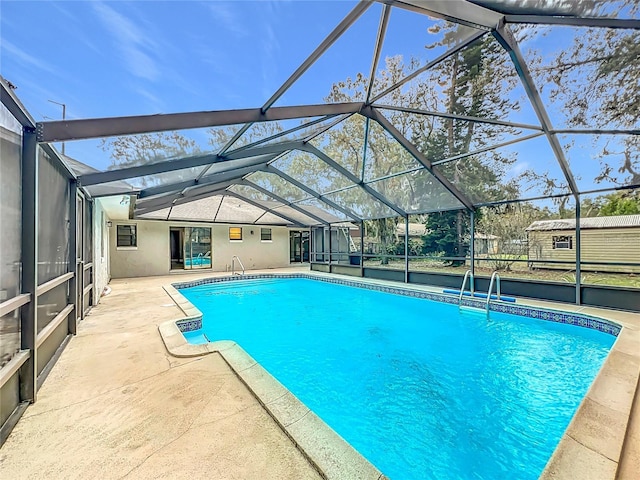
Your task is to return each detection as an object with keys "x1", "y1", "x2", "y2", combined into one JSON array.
[
  {"x1": 173, "y1": 274, "x2": 621, "y2": 337},
  {"x1": 176, "y1": 318, "x2": 202, "y2": 333}
]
